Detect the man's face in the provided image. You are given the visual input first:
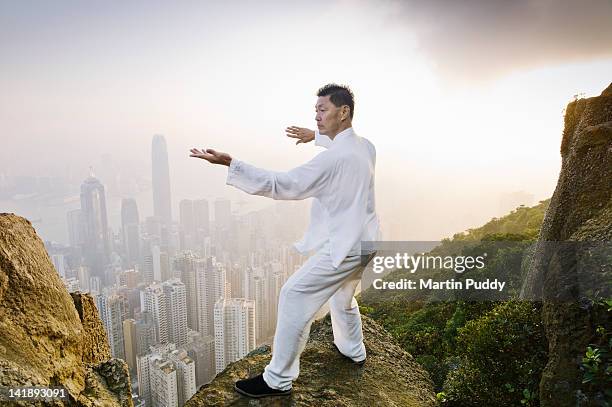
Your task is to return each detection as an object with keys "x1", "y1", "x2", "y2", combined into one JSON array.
[{"x1": 315, "y1": 95, "x2": 345, "y2": 135}]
